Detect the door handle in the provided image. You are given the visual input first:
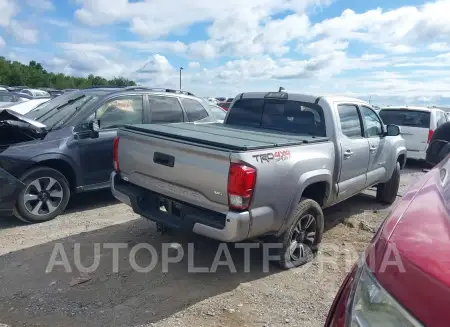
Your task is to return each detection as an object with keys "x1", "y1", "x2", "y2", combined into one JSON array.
[
  {"x1": 370, "y1": 146, "x2": 377, "y2": 152},
  {"x1": 153, "y1": 152, "x2": 175, "y2": 167},
  {"x1": 344, "y1": 149, "x2": 354, "y2": 158}
]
